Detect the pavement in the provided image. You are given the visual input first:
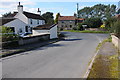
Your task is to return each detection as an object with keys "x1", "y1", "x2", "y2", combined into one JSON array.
[
  {"x1": 1, "y1": 32, "x2": 109, "y2": 78},
  {"x1": 98, "y1": 42, "x2": 117, "y2": 55},
  {"x1": 88, "y1": 41, "x2": 118, "y2": 78}
]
